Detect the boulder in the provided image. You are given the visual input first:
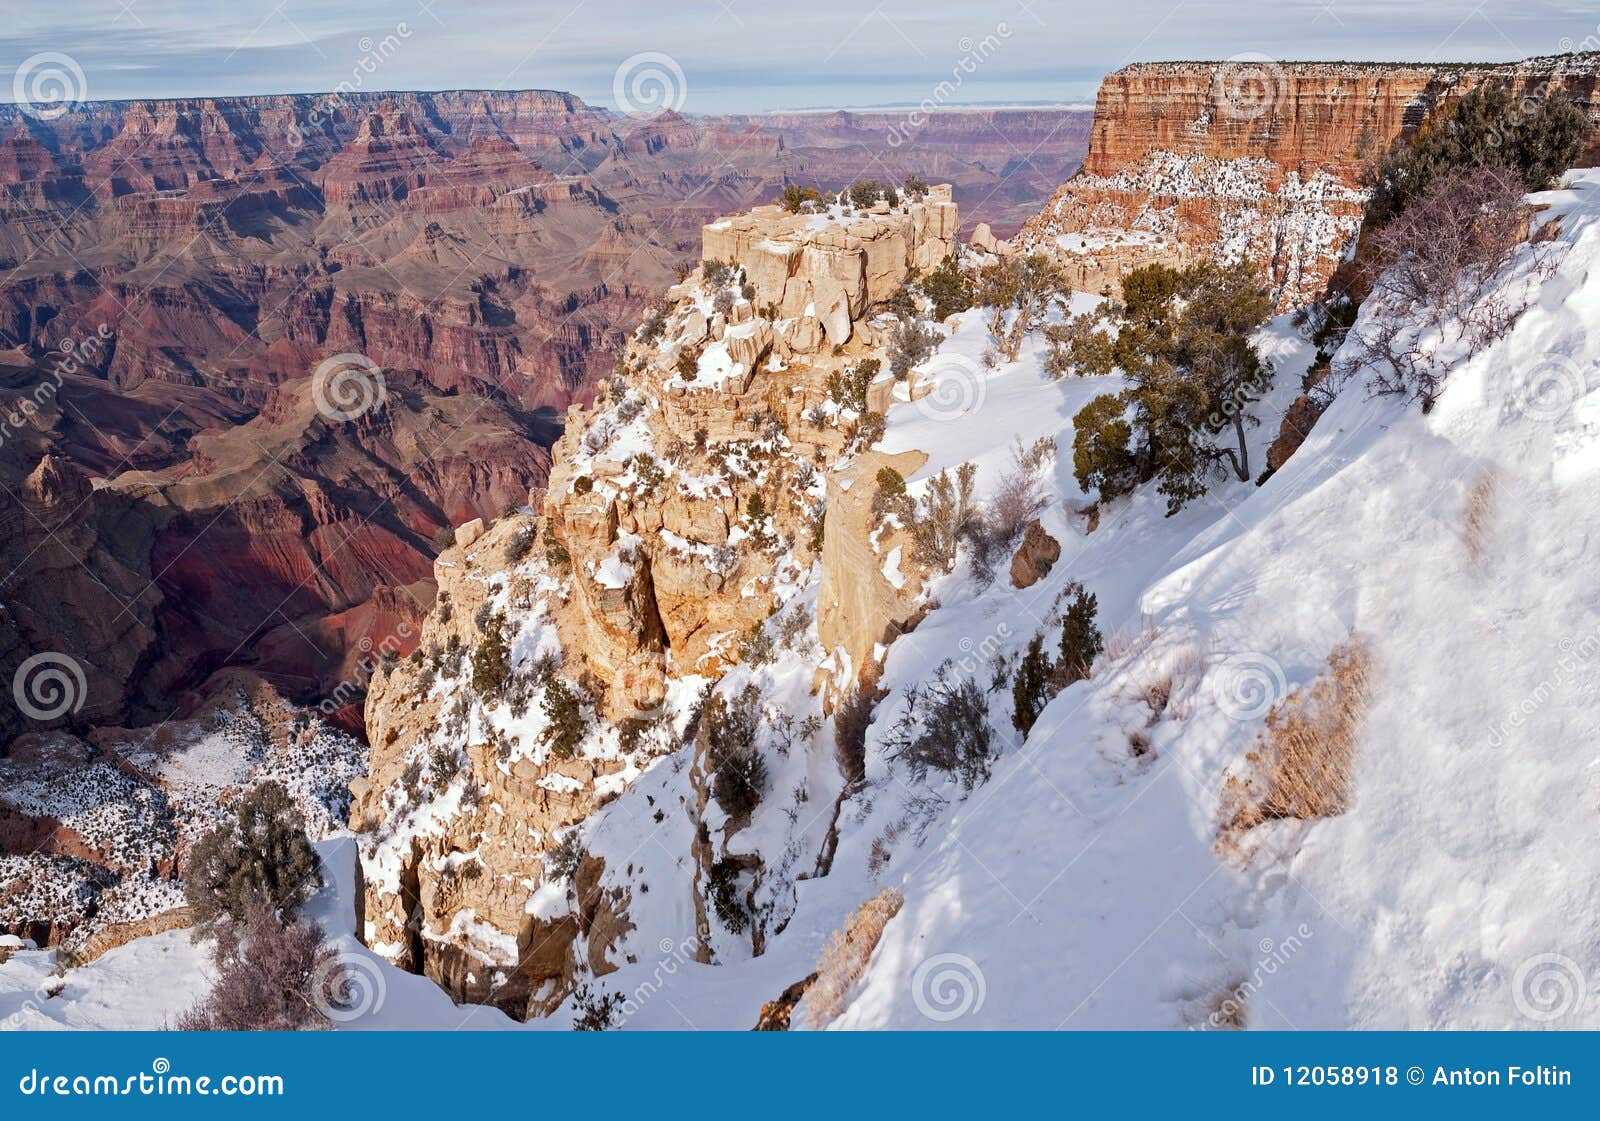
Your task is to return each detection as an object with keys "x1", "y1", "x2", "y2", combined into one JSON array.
[{"x1": 1009, "y1": 519, "x2": 1061, "y2": 589}]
